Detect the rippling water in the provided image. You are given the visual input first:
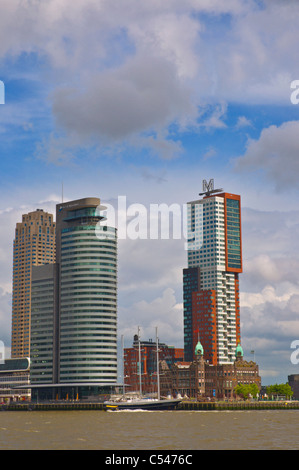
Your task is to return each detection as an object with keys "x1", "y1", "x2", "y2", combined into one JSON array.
[{"x1": 0, "y1": 409, "x2": 298, "y2": 450}]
